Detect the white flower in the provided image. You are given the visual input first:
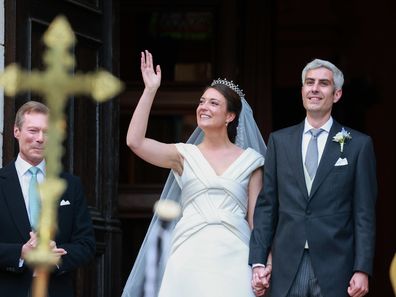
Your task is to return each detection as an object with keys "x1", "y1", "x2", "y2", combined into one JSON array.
[{"x1": 332, "y1": 127, "x2": 352, "y2": 153}]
